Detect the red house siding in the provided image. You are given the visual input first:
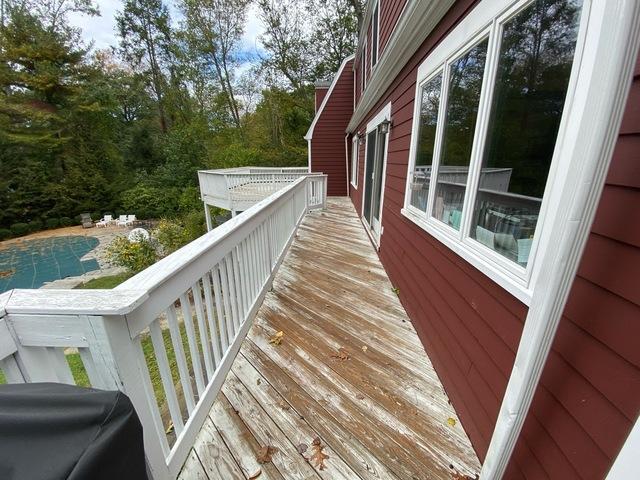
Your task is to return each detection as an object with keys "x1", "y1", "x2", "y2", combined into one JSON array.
[
  {"x1": 345, "y1": 1, "x2": 640, "y2": 478},
  {"x1": 315, "y1": 87, "x2": 328, "y2": 112},
  {"x1": 379, "y1": 0, "x2": 407, "y2": 53},
  {"x1": 505, "y1": 53, "x2": 640, "y2": 480},
  {"x1": 309, "y1": 59, "x2": 354, "y2": 196}
]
